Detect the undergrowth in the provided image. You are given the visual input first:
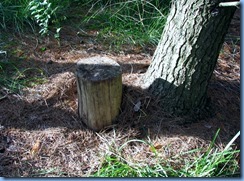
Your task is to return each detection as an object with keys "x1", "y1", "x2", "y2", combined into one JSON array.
[
  {"x1": 82, "y1": 0, "x2": 171, "y2": 49},
  {"x1": 0, "y1": 0, "x2": 171, "y2": 48},
  {"x1": 0, "y1": 0, "x2": 70, "y2": 36},
  {"x1": 0, "y1": 38, "x2": 46, "y2": 95},
  {"x1": 0, "y1": 60, "x2": 46, "y2": 95},
  {"x1": 92, "y1": 129, "x2": 240, "y2": 177}
]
